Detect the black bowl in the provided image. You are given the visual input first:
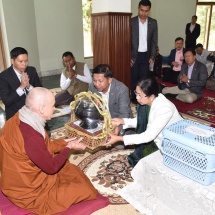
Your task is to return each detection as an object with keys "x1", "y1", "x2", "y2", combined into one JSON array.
[{"x1": 74, "y1": 99, "x2": 102, "y2": 129}]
